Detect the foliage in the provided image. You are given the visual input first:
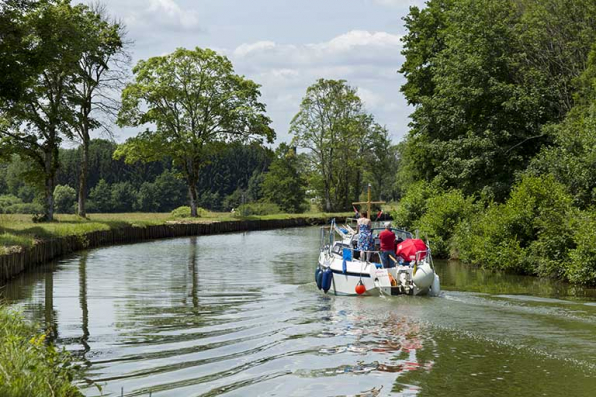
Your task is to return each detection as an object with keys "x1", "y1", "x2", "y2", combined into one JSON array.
[
  {"x1": 566, "y1": 211, "x2": 596, "y2": 285},
  {"x1": 88, "y1": 179, "x2": 112, "y2": 213},
  {"x1": 0, "y1": 307, "x2": 82, "y2": 396},
  {"x1": 222, "y1": 188, "x2": 247, "y2": 212},
  {"x1": 416, "y1": 189, "x2": 475, "y2": 258},
  {"x1": 0, "y1": 195, "x2": 42, "y2": 215},
  {"x1": 291, "y1": 79, "x2": 391, "y2": 211},
  {"x1": 170, "y1": 206, "x2": 206, "y2": 218},
  {"x1": 391, "y1": 181, "x2": 440, "y2": 231},
  {"x1": 529, "y1": 45, "x2": 596, "y2": 209},
  {"x1": 363, "y1": 125, "x2": 399, "y2": 202},
  {"x1": 261, "y1": 144, "x2": 308, "y2": 213},
  {"x1": 0, "y1": 195, "x2": 21, "y2": 212},
  {"x1": 110, "y1": 182, "x2": 136, "y2": 213},
  {"x1": 54, "y1": 185, "x2": 76, "y2": 214},
  {"x1": 69, "y1": 3, "x2": 127, "y2": 217},
  {"x1": 397, "y1": 0, "x2": 596, "y2": 200},
  {"x1": 135, "y1": 182, "x2": 159, "y2": 212},
  {"x1": 0, "y1": 1, "x2": 98, "y2": 221},
  {"x1": 116, "y1": 47, "x2": 275, "y2": 217},
  {"x1": 454, "y1": 175, "x2": 576, "y2": 277}
]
